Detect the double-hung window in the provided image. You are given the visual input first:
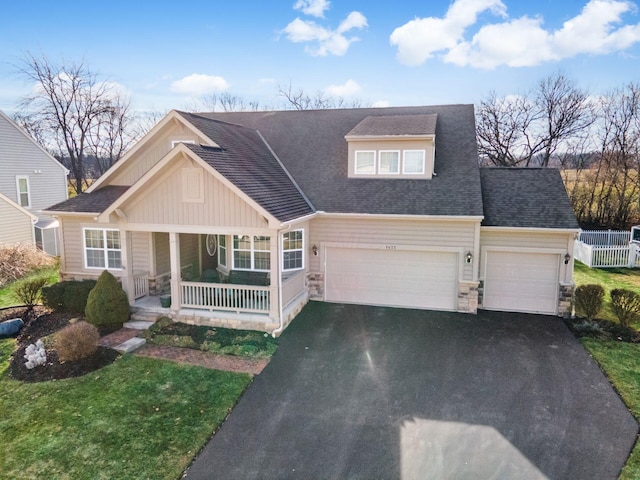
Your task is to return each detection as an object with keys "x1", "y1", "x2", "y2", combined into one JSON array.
[
  {"x1": 379, "y1": 151, "x2": 400, "y2": 174},
  {"x1": 403, "y1": 150, "x2": 426, "y2": 174},
  {"x1": 218, "y1": 235, "x2": 227, "y2": 267},
  {"x1": 283, "y1": 230, "x2": 304, "y2": 271},
  {"x1": 355, "y1": 151, "x2": 376, "y2": 174},
  {"x1": 84, "y1": 228, "x2": 122, "y2": 269},
  {"x1": 233, "y1": 235, "x2": 270, "y2": 271},
  {"x1": 16, "y1": 176, "x2": 30, "y2": 208}
]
